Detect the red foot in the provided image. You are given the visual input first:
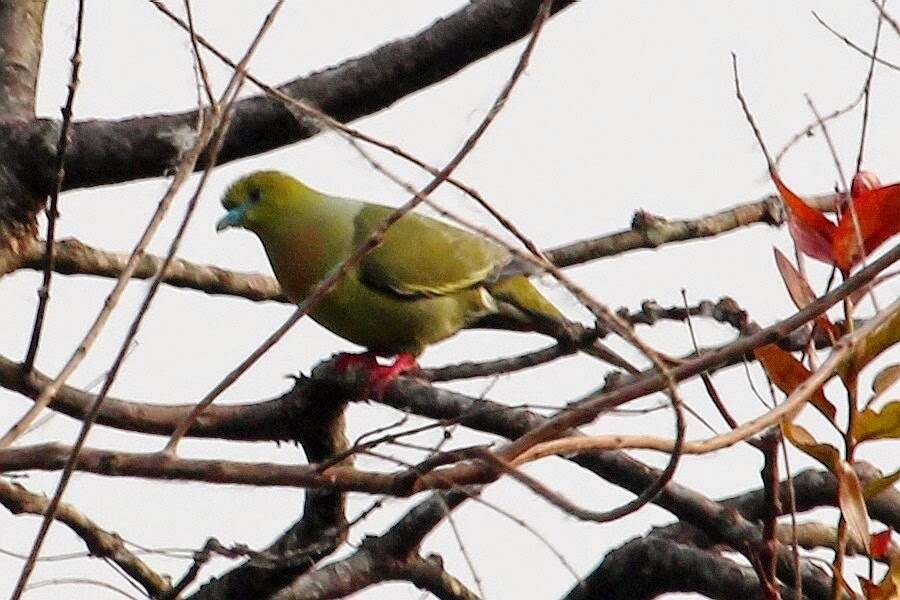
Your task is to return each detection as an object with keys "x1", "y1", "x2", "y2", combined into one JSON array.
[{"x1": 334, "y1": 352, "x2": 419, "y2": 398}]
